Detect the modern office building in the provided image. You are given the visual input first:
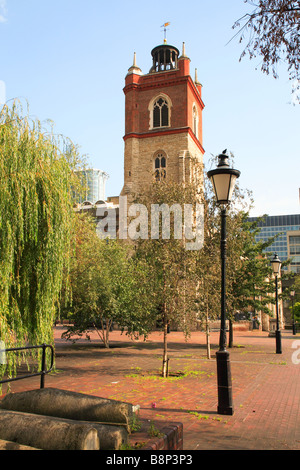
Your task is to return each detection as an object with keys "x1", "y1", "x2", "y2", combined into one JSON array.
[
  {"x1": 75, "y1": 169, "x2": 109, "y2": 205},
  {"x1": 248, "y1": 214, "x2": 300, "y2": 274}
]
